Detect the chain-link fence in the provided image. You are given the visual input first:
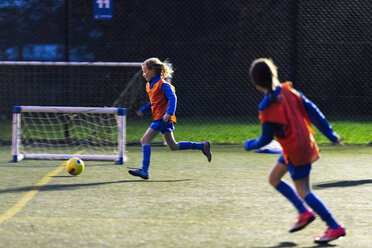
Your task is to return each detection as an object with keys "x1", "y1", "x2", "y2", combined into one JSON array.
[{"x1": 0, "y1": 0, "x2": 371, "y2": 144}]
